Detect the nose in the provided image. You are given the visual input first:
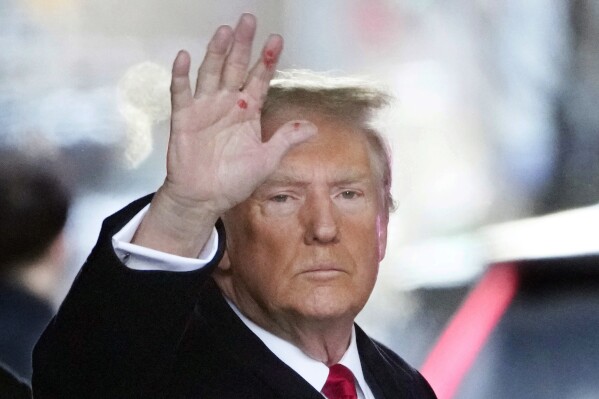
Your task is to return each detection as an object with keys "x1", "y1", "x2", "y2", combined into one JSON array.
[{"x1": 302, "y1": 193, "x2": 339, "y2": 245}]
